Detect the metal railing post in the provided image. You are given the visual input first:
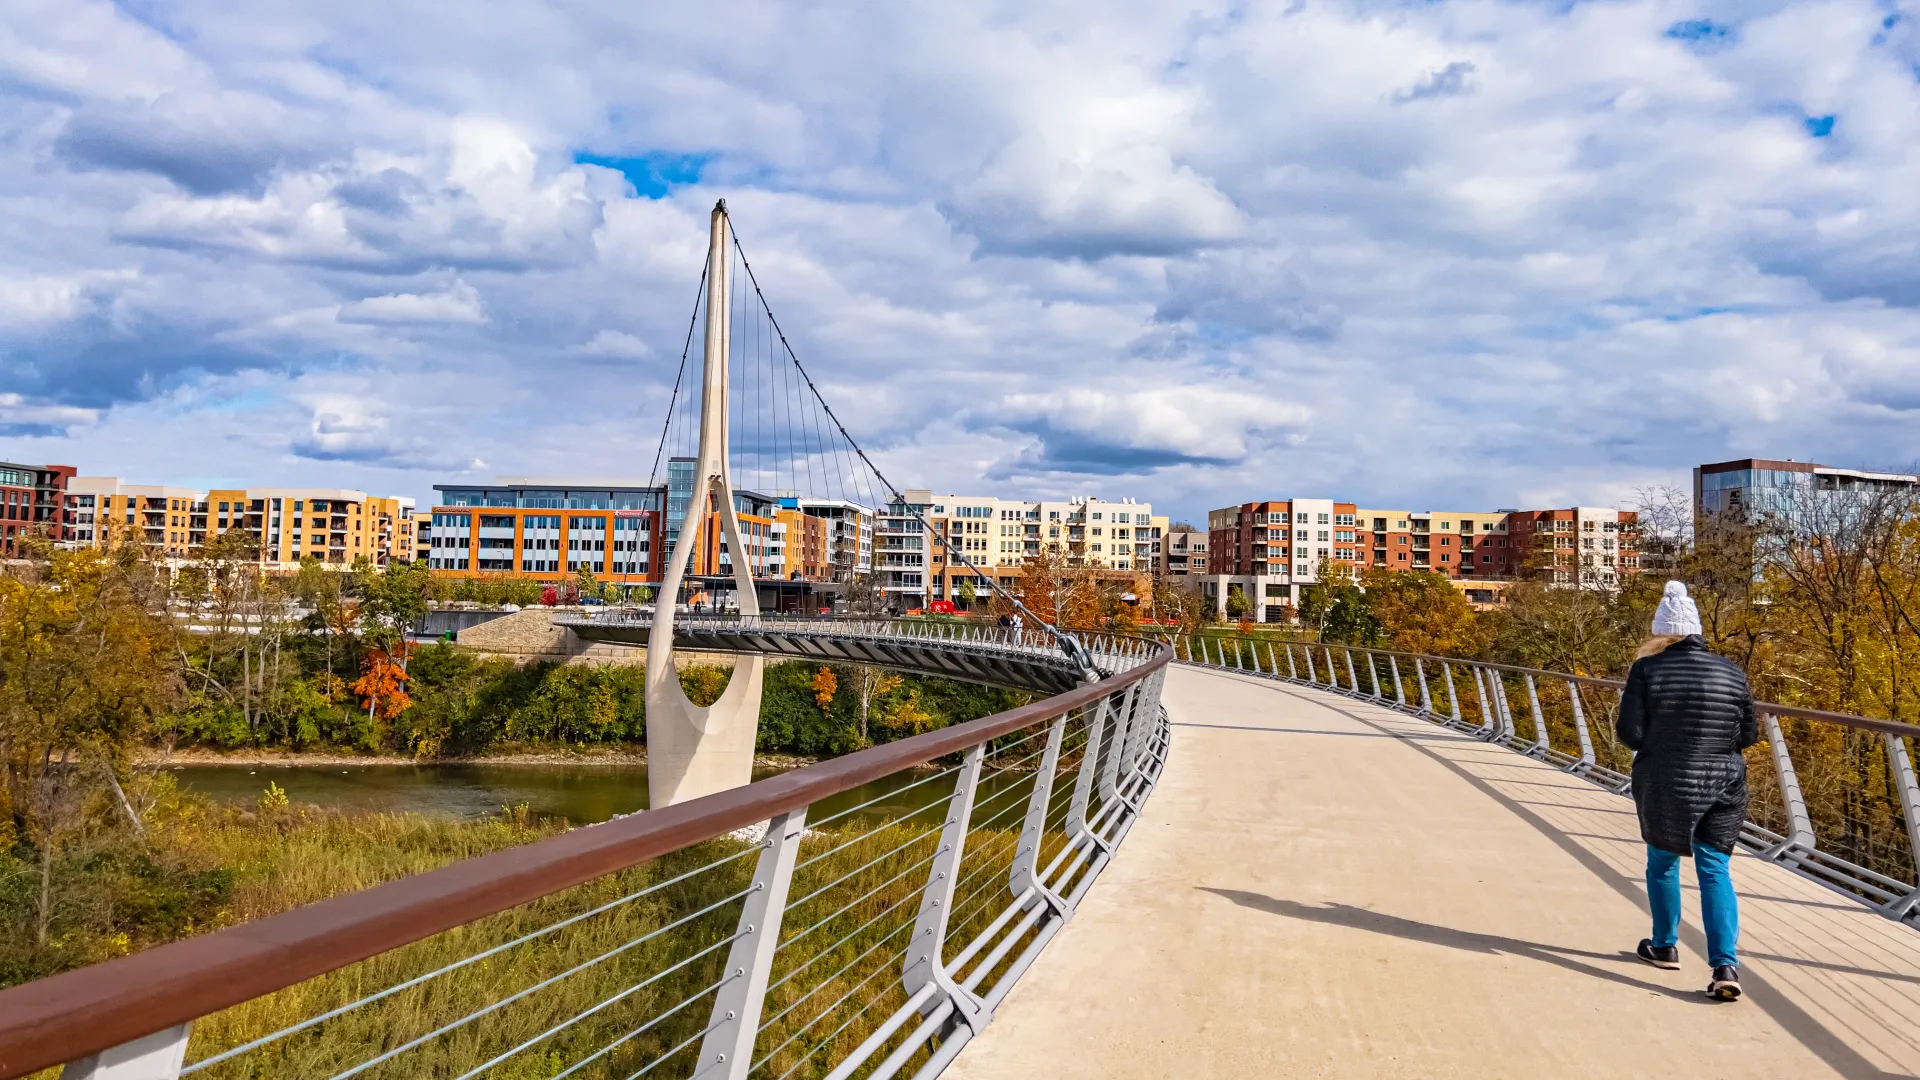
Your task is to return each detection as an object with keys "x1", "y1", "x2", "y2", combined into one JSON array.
[
  {"x1": 1414, "y1": 658, "x2": 1433, "y2": 715},
  {"x1": 1286, "y1": 643, "x2": 1298, "y2": 681},
  {"x1": 1882, "y1": 734, "x2": 1920, "y2": 920},
  {"x1": 1124, "y1": 673, "x2": 1156, "y2": 778},
  {"x1": 1389, "y1": 655, "x2": 1405, "y2": 707},
  {"x1": 59, "y1": 1025, "x2": 191, "y2": 1080},
  {"x1": 902, "y1": 744, "x2": 990, "y2": 1033},
  {"x1": 1470, "y1": 666, "x2": 1493, "y2": 738},
  {"x1": 1367, "y1": 652, "x2": 1382, "y2": 699},
  {"x1": 1344, "y1": 649, "x2": 1360, "y2": 696},
  {"x1": 1524, "y1": 673, "x2": 1550, "y2": 757},
  {"x1": 1325, "y1": 648, "x2": 1341, "y2": 692},
  {"x1": 1488, "y1": 669, "x2": 1515, "y2": 742},
  {"x1": 1760, "y1": 710, "x2": 1816, "y2": 861},
  {"x1": 1444, "y1": 663, "x2": 1462, "y2": 727},
  {"x1": 1068, "y1": 698, "x2": 1112, "y2": 853},
  {"x1": 1266, "y1": 641, "x2": 1279, "y2": 677},
  {"x1": 1099, "y1": 683, "x2": 1137, "y2": 806},
  {"x1": 1303, "y1": 646, "x2": 1317, "y2": 684},
  {"x1": 1011, "y1": 712, "x2": 1071, "y2": 914},
  {"x1": 1566, "y1": 680, "x2": 1597, "y2": 772},
  {"x1": 696, "y1": 807, "x2": 809, "y2": 1080}
]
